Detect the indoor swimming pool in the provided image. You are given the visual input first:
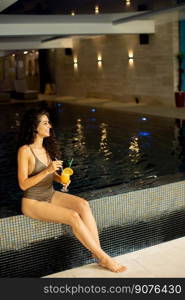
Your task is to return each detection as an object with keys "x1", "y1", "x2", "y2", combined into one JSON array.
[
  {"x1": 0, "y1": 100, "x2": 185, "y2": 217},
  {"x1": 1, "y1": 100, "x2": 185, "y2": 277}
]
